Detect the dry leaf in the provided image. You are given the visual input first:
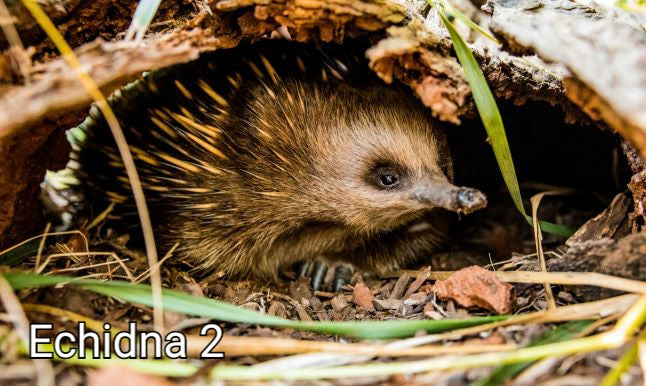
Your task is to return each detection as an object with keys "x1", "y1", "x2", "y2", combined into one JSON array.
[
  {"x1": 433, "y1": 266, "x2": 513, "y2": 314},
  {"x1": 352, "y1": 281, "x2": 374, "y2": 311}
]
